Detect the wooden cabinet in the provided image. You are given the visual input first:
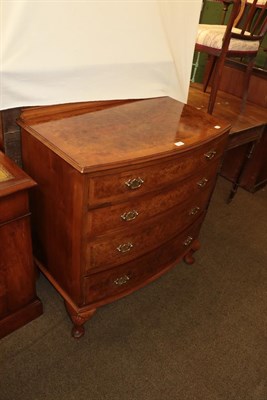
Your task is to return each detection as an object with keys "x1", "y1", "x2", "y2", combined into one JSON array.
[
  {"x1": 18, "y1": 97, "x2": 230, "y2": 338},
  {"x1": 209, "y1": 61, "x2": 267, "y2": 194},
  {"x1": 0, "y1": 151, "x2": 42, "y2": 339},
  {"x1": 220, "y1": 124, "x2": 267, "y2": 194}
]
